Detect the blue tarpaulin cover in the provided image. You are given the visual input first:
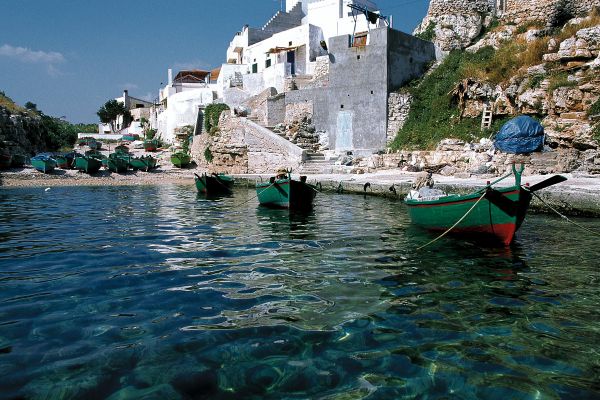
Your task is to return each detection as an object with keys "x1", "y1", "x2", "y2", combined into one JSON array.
[{"x1": 494, "y1": 116, "x2": 545, "y2": 154}]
